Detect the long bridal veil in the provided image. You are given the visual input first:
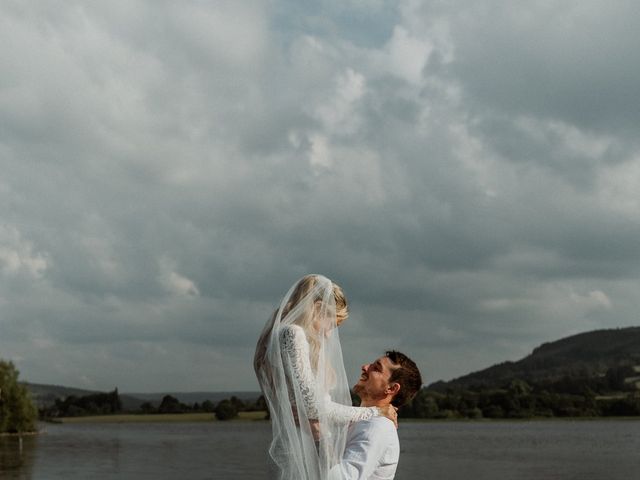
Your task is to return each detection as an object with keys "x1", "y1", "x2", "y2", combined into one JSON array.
[{"x1": 254, "y1": 275, "x2": 351, "y2": 480}]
